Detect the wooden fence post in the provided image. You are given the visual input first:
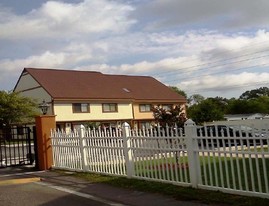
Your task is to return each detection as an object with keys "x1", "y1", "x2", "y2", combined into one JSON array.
[
  {"x1": 184, "y1": 119, "x2": 201, "y2": 188},
  {"x1": 35, "y1": 115, "x2": 56, "y2": 170},
  {"x1": 122, "y1": 122, "x2": 134, "y2": 178}
]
